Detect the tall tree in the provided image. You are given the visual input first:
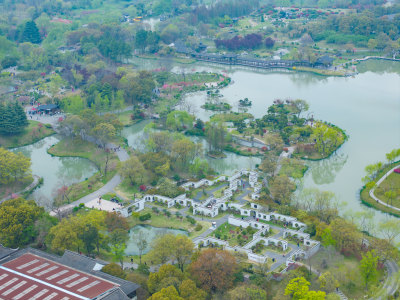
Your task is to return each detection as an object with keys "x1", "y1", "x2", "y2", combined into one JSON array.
[
  {"x1": 119, "y1": 156, "x2": 146, "y2": 186},
  {"x1": 0, "y1": 198, "x2": 43, "y2": 248},
  {"x1": 22, "y1": 21, "x2": 41, "y2": 44},
  {"x1": 190, "y1": 249, "x2": 237, "y2": 293},
  {"x1": 360, "y1": 250, "x2": 379, "y2": 290}
]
